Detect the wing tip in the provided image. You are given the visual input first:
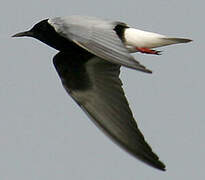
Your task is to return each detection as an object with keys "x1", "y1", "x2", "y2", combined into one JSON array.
[
  {"x1": 154, "y1": 160, "x2": 166, "y2": 171},
  {"x1": 143, "y1": 156, "x2": 166, "y2": 171},
  {"x1": 143, "y1": 69, "x2": 152, "y2": 74},
  {"x1": 137, "y1": 66, "x2": 152, "y2": 74},
  {"x1": 139, "y1": 153, "x2": 166, "y2": 171},
  {"x1": 131, "y1": 60, "x2": 152, "y2": 73}
]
